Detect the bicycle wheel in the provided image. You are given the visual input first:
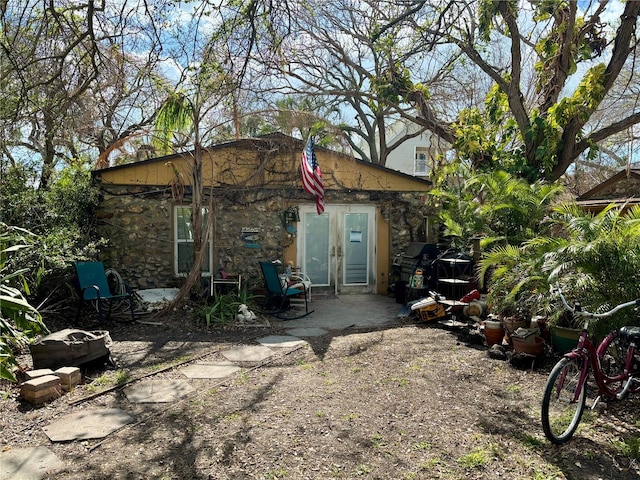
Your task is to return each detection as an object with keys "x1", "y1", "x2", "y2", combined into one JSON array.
[
  {"x1": 541, "y1": 357, "x2": 587, "y2": 444},
  {"x1": 598, "y1": 330, "x2": 627, "y2": 395}
]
